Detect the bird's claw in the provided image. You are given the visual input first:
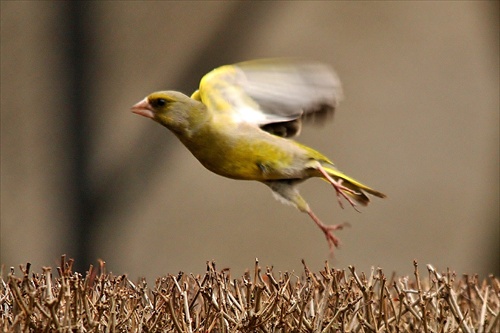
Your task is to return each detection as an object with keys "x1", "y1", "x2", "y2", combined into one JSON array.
[
  {"x1": 308, "y1": 209, "x2": 351, "y2": 255},
  {"x1": 317, "y1": 166, "x2": 360, "y2": 211},
  {"x1": 332, "y1": 179, "x2": 360, "y2": 212},
  {"x1": 319, "y1": 222, "x2": 351, "y2": 251}
]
